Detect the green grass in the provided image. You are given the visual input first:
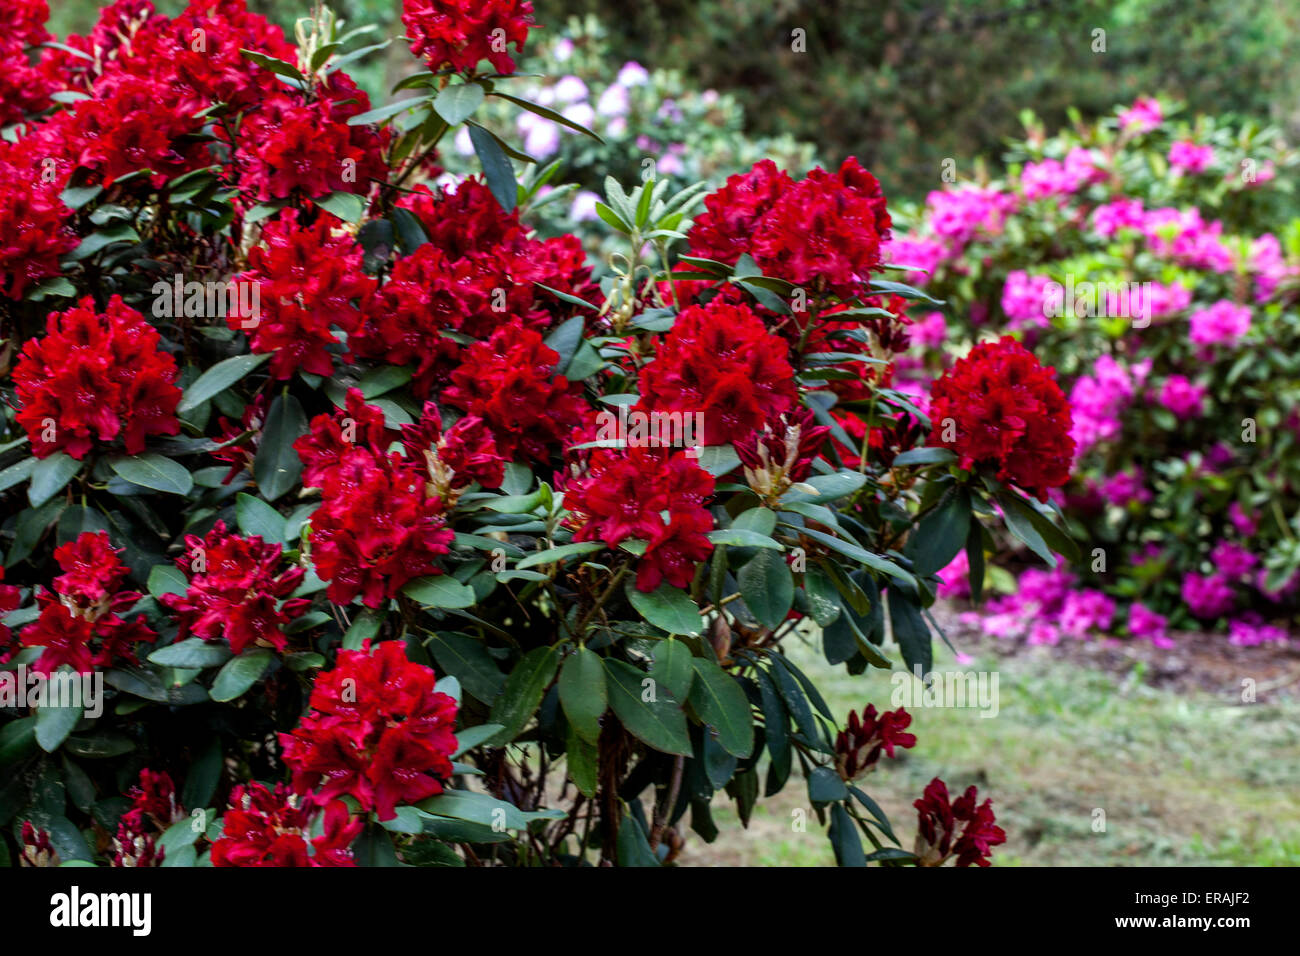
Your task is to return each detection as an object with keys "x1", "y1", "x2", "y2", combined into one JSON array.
[{"x1": 680, "y1": 639, "x2": 1300, "y2": 866}]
